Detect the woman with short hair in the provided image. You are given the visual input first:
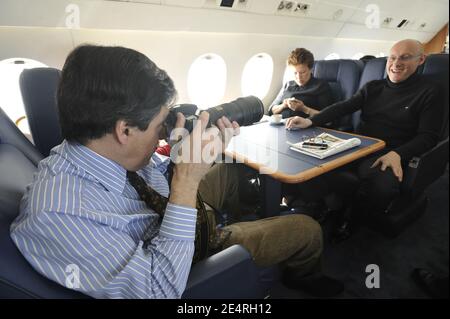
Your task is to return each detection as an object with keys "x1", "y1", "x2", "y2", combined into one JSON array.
[{"x1": 269, "y1": 48, "x2": 333, "y2": 118}]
